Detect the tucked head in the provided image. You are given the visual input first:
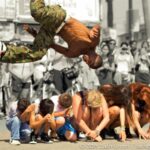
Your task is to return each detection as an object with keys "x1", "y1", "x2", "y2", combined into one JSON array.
[
  {"x1": 59, "y1": 93, "x2": 72, "y2": 109},
  {"x1": 39, "y1": 98, "x2": 54, "y2": 116},
  {"x1": 83, "y1": 52, "x2": 102, "y2": 69},
  {"x1": 86, "y1": 90, "x2": 103, "y2": 108},
  {"x1": 17, "y1": 98, "x2": 30, "y2": 114}
]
